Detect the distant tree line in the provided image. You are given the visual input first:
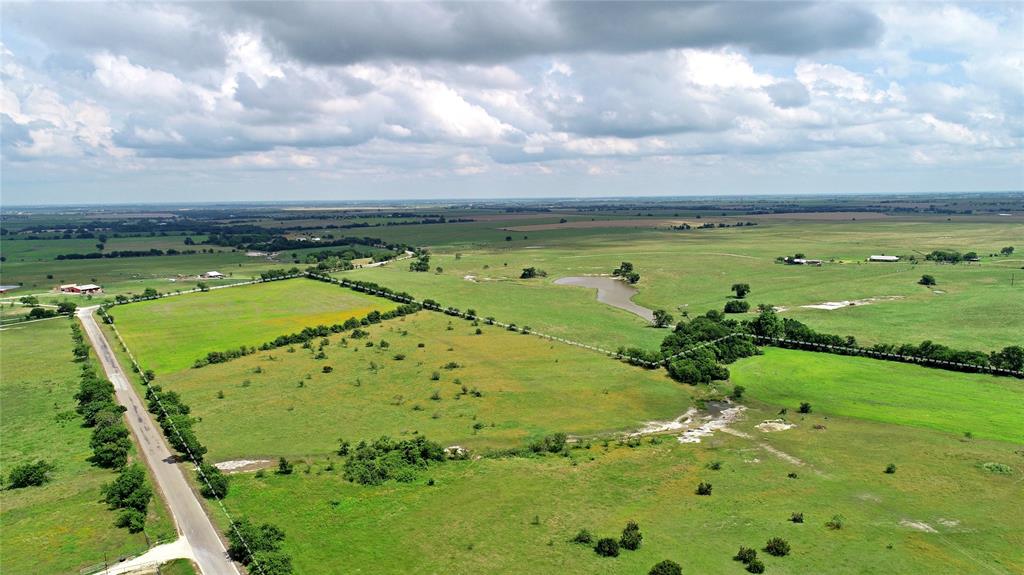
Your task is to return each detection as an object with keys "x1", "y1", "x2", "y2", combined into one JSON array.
[
  {"x1": 341, "y1": 436, "x2": 447, "y2": 485},
  {"x1": 55, "y1": 248, "x2": 207, "y2": 260}
]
